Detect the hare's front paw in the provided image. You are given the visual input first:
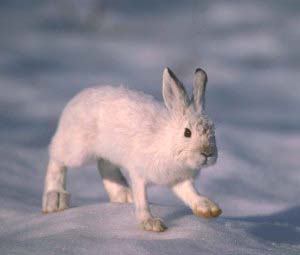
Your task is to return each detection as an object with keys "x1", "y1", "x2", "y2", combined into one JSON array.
[
  {"x1": 192, "y1": 198, "x2": 222, "y2": 218},
  {"x1": 42, "y1": 190, "x2": 70, "y2": 213},
  {"x1": 140, "y1": 218, "x2": 167, "y2": 232}
]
